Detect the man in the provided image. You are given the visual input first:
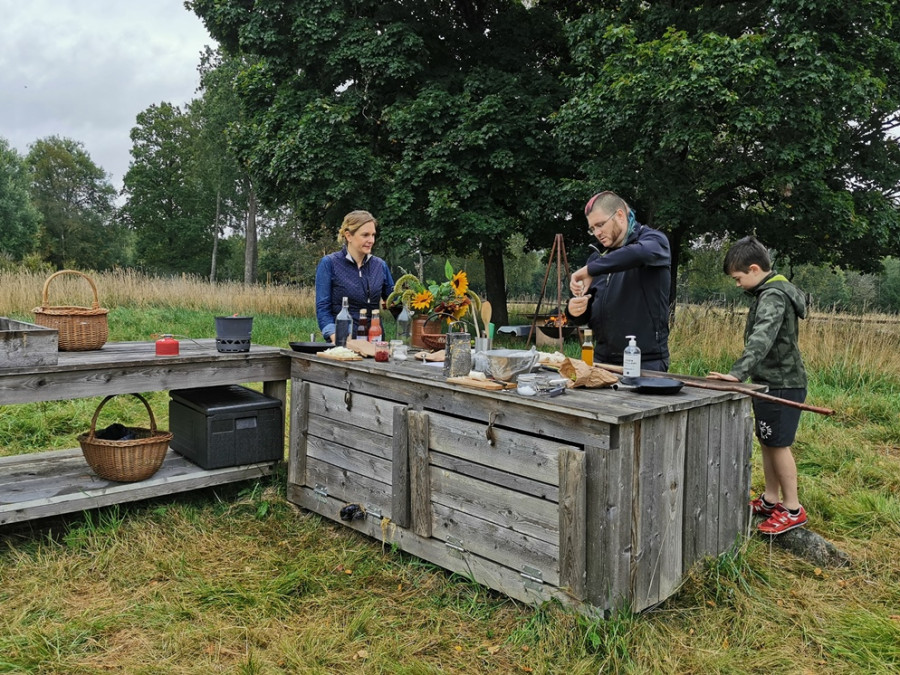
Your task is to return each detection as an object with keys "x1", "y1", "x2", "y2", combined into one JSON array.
[{"x1": 566, "y1": 190, "x2": 671, "y2": 371}]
